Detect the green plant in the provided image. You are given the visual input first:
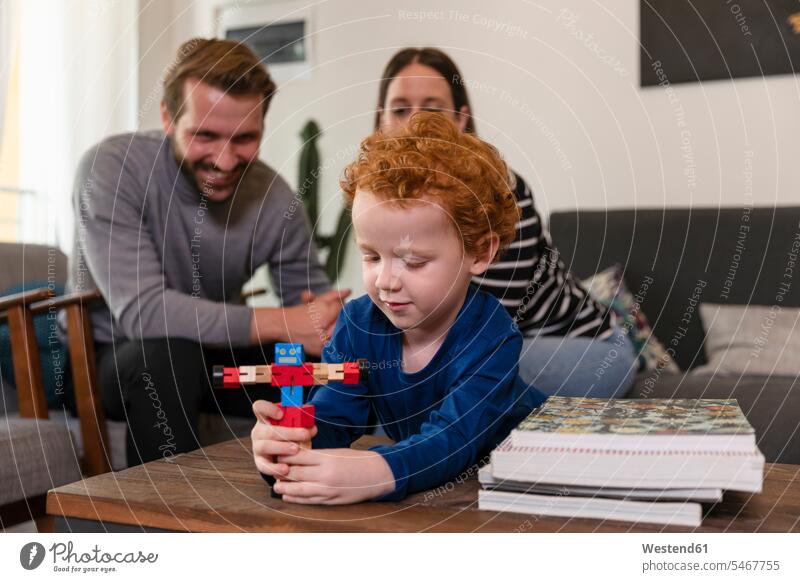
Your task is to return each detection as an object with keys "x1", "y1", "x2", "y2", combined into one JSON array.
[{"x1": 298, "y1": 120, "x2": 351, "y2": 282}]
